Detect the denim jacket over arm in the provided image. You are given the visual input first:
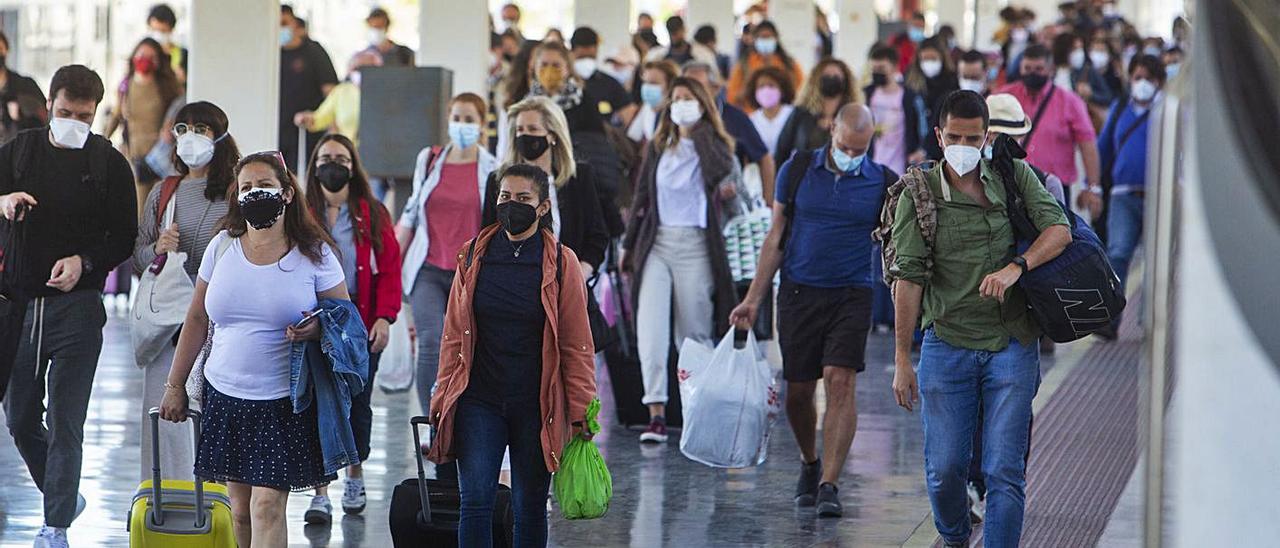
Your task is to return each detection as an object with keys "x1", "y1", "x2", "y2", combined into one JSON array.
[{"x1": 290, "y1": 298, "x2": 370, "y2": 475}]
